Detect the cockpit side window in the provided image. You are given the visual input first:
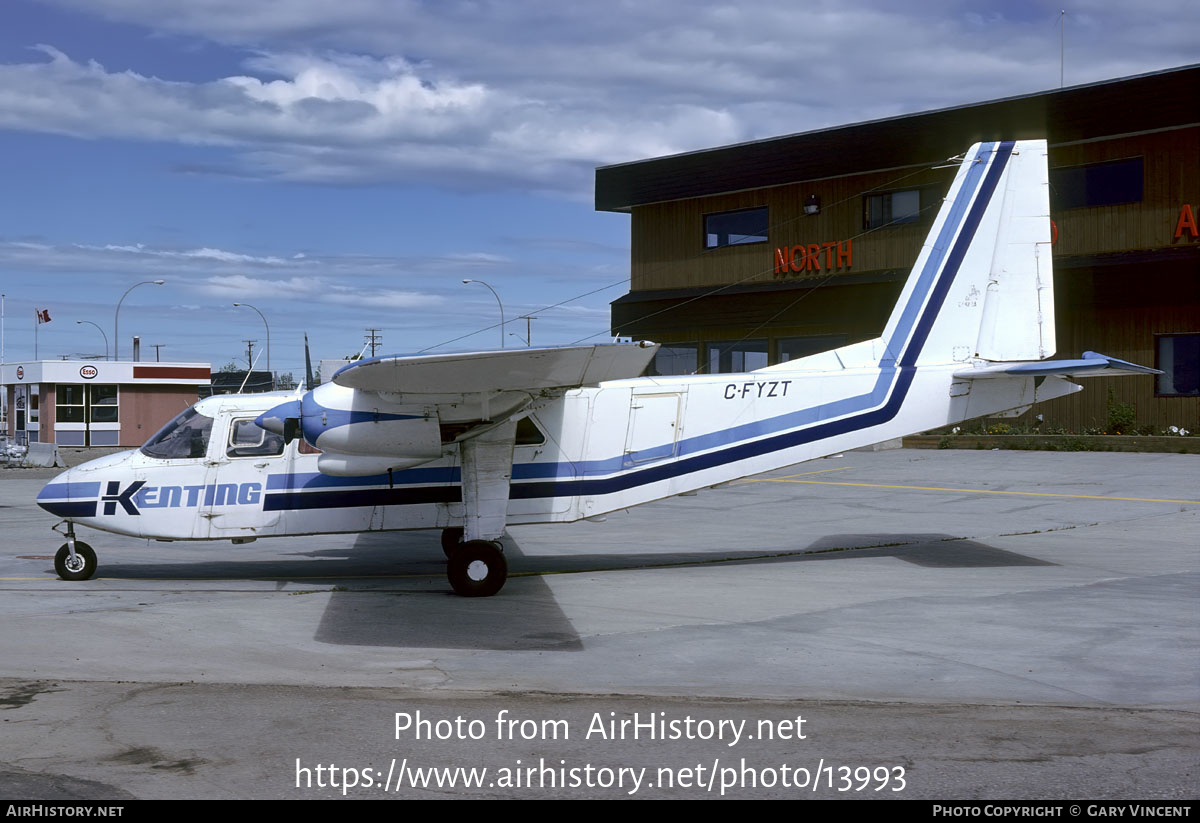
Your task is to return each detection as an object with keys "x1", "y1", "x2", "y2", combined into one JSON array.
[
  {"x1": 227, "y1": 418, "x2": 285, "y2": 458},
  {"x1": 140, "y1": 407, "x2": 214, "y2": 460}
]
